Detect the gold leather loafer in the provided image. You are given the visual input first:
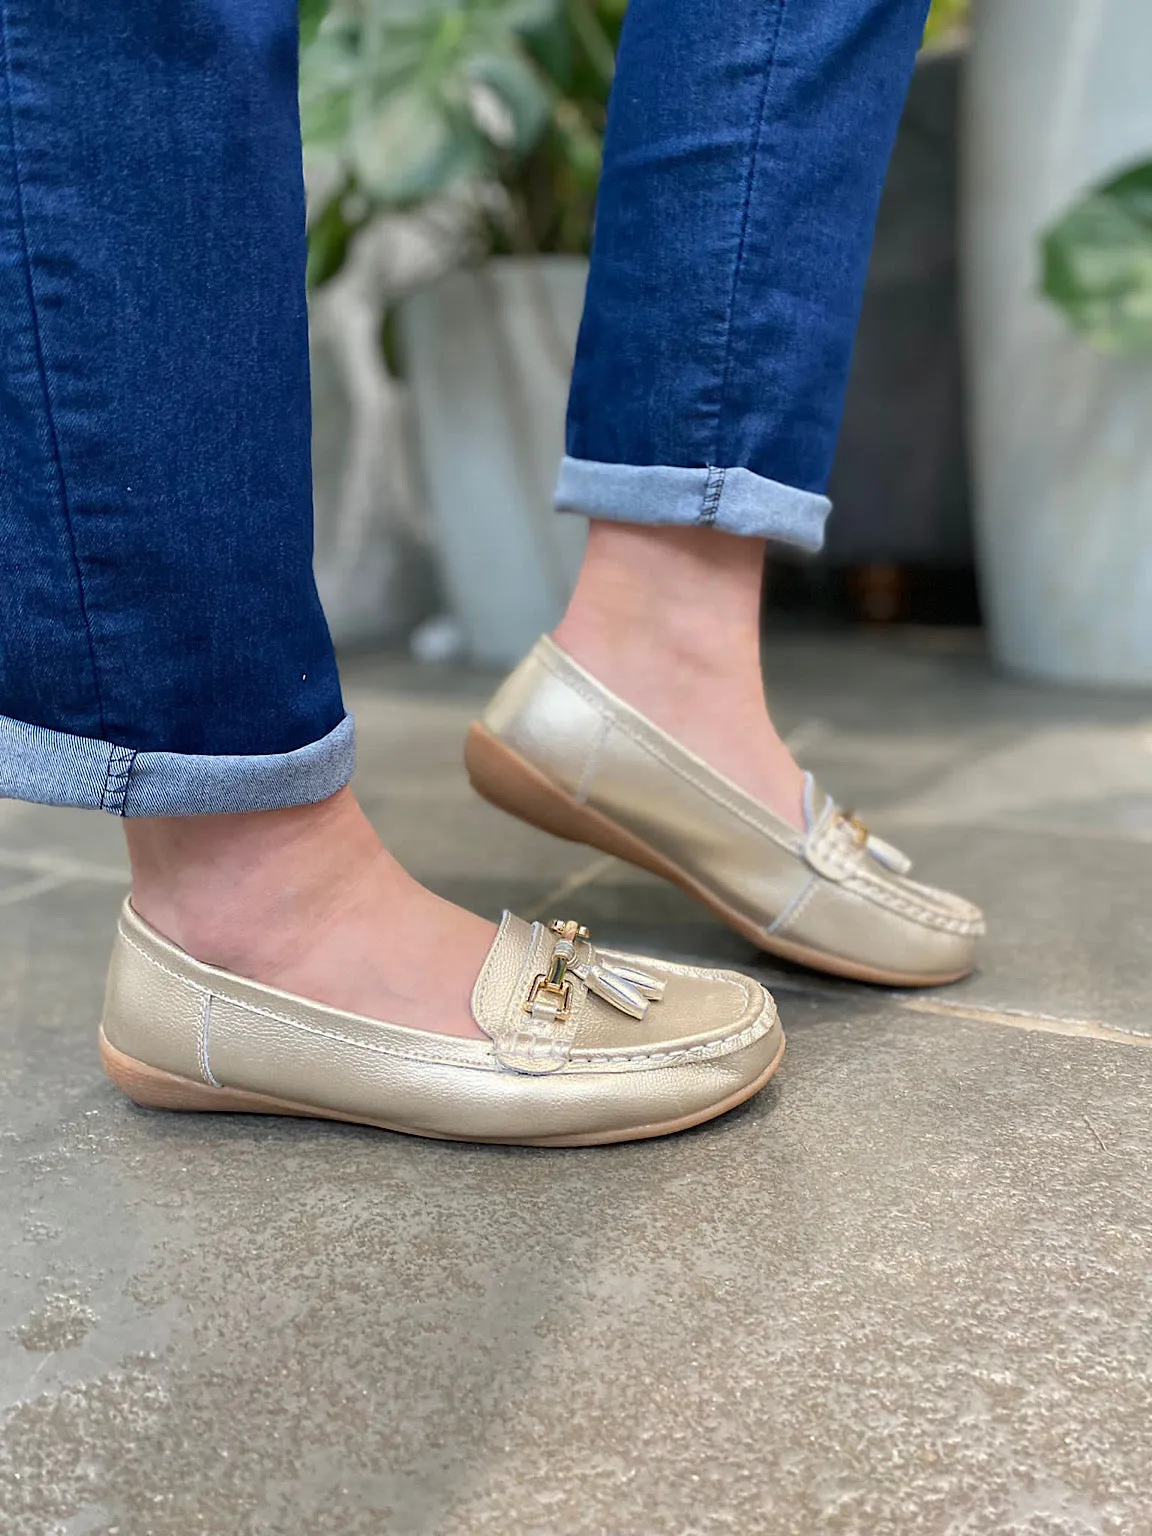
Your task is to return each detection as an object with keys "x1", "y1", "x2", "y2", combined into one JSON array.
[
  {"x1": 100, "y1": 900, "x2": 783, "y2": 1147},
  {"x1": 465, "y1": 637, "x2": 984, "y2": 988}
]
